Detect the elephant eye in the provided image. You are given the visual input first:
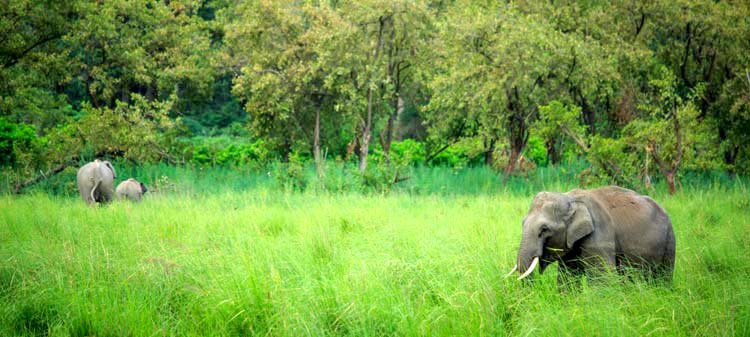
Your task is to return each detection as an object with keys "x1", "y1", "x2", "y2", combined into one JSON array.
[{"x1": 539, "y1": 224, "x2": 550, "y2": 237}]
